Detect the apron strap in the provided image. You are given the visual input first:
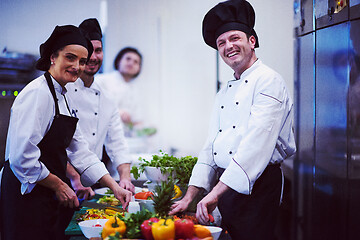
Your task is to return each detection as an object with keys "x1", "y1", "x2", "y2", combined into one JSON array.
[{"x1": 44, "y1": 72, "x2": 60, "y2": 116}]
